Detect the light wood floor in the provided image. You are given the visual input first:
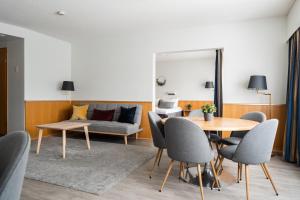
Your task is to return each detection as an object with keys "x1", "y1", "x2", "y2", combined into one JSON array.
[{"x1": 21, "y1": 136, "x2": 300, "y2": 200}]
